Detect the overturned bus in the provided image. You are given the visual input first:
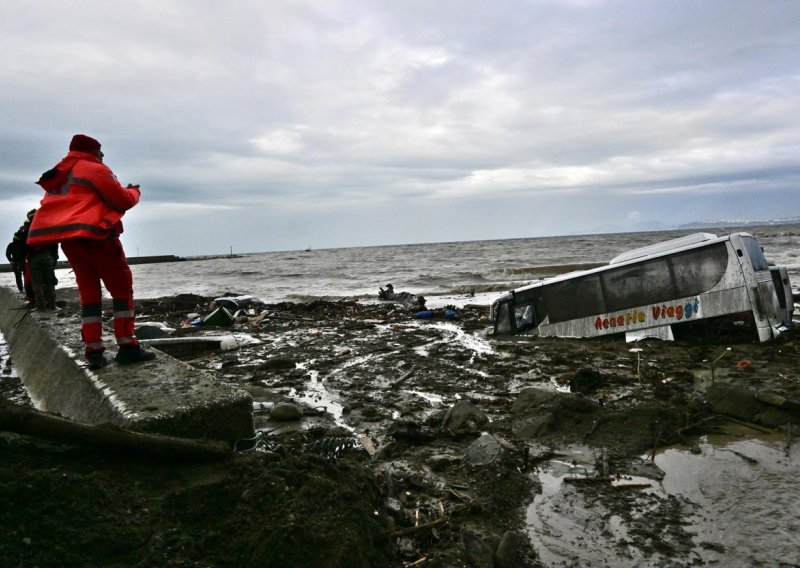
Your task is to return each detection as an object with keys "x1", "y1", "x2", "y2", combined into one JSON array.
[{"x1": 491, "y1": 232, "x2": 794, "y2": 342}]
